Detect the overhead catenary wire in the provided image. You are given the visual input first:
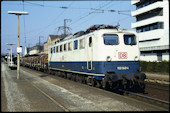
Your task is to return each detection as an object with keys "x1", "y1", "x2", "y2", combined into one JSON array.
[
  {"x1": 3, "y1": 1, "x2": 131, "y2": 36},
  {"x1": 3, "y1": 1, "x2": 98, "y2": 10},
  {"x1": 67, "y1": 1, "x2": 132, "y2": 32},
  {"x1": 68, "y1": 1, "x2": 113, "y2": 27},
  {"x1": 32, "y1": 1, "x2": 74, "y2": 45},
  {"x1": 3, "y1": 1, "x2": 133, "y2": 43}
]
